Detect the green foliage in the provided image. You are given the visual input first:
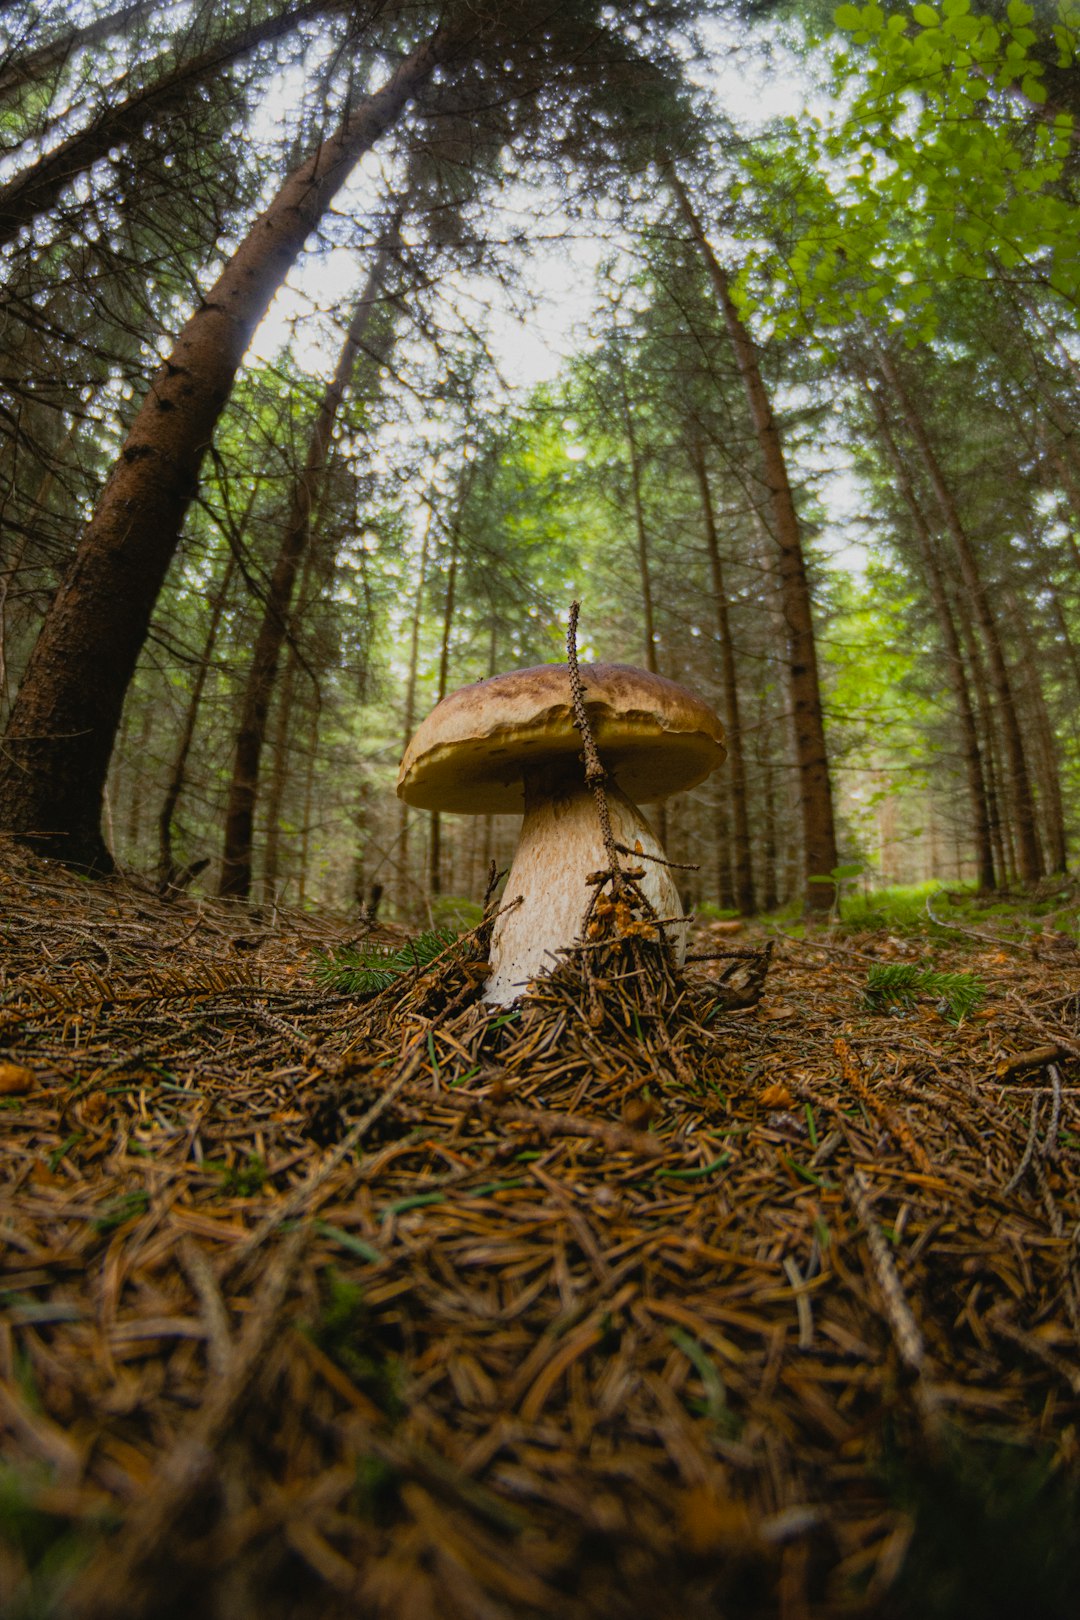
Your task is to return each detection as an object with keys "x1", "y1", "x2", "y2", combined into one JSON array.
[
  {"x1": 737, "y1": 0, "x2": 1080, "y2": 340},
  {"x1": 863, "y1": 961, "x2": 985, "y2": 1020},
  {"x1": 430, "y1": 895, "x2": 484, "y2": 931},
  {"x1": 841, "y1": 880, "x2": 953, "y2": 928},
  {"x1": 315, "y1": 927, "x2": 459, "y2": 996}
]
